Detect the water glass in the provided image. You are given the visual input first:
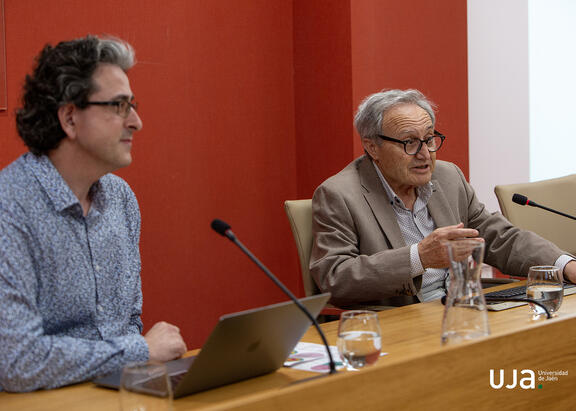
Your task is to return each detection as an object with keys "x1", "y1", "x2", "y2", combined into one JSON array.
[
  {"x1": 119, "y1": 362, "x2": 173, "y2": 411},
  {"x1": 337, "y1": 310, "x2": 382, "y2": 370},
  {"x1": 526, "y1": 265, "x2": 564, "y2": 318}
]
